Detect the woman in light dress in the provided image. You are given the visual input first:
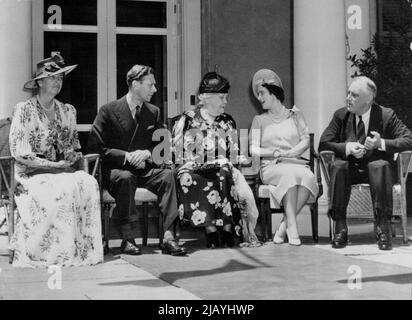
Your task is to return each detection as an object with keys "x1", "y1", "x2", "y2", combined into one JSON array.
[
  {"x1": 250, "y1": 69, "x2": 318, "y2": 245},
  {"x1": 8, "y1": 52, "x2": 103, "y2": 267}
]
